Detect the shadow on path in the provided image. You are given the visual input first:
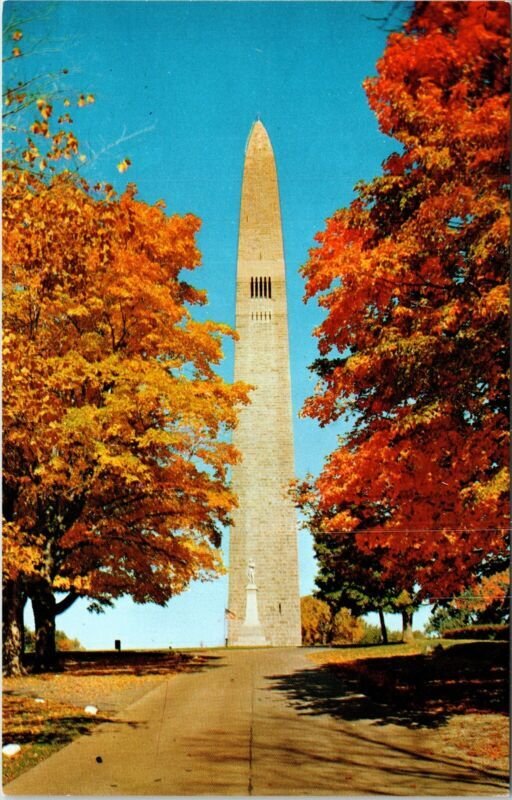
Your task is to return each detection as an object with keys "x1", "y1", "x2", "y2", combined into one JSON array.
[
  {"x1": 258, "y1": 643, "x2": 508, "y2": 793},
  {"x1": 182, "y1": 699, "x2": 507, "y2": 794}
]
